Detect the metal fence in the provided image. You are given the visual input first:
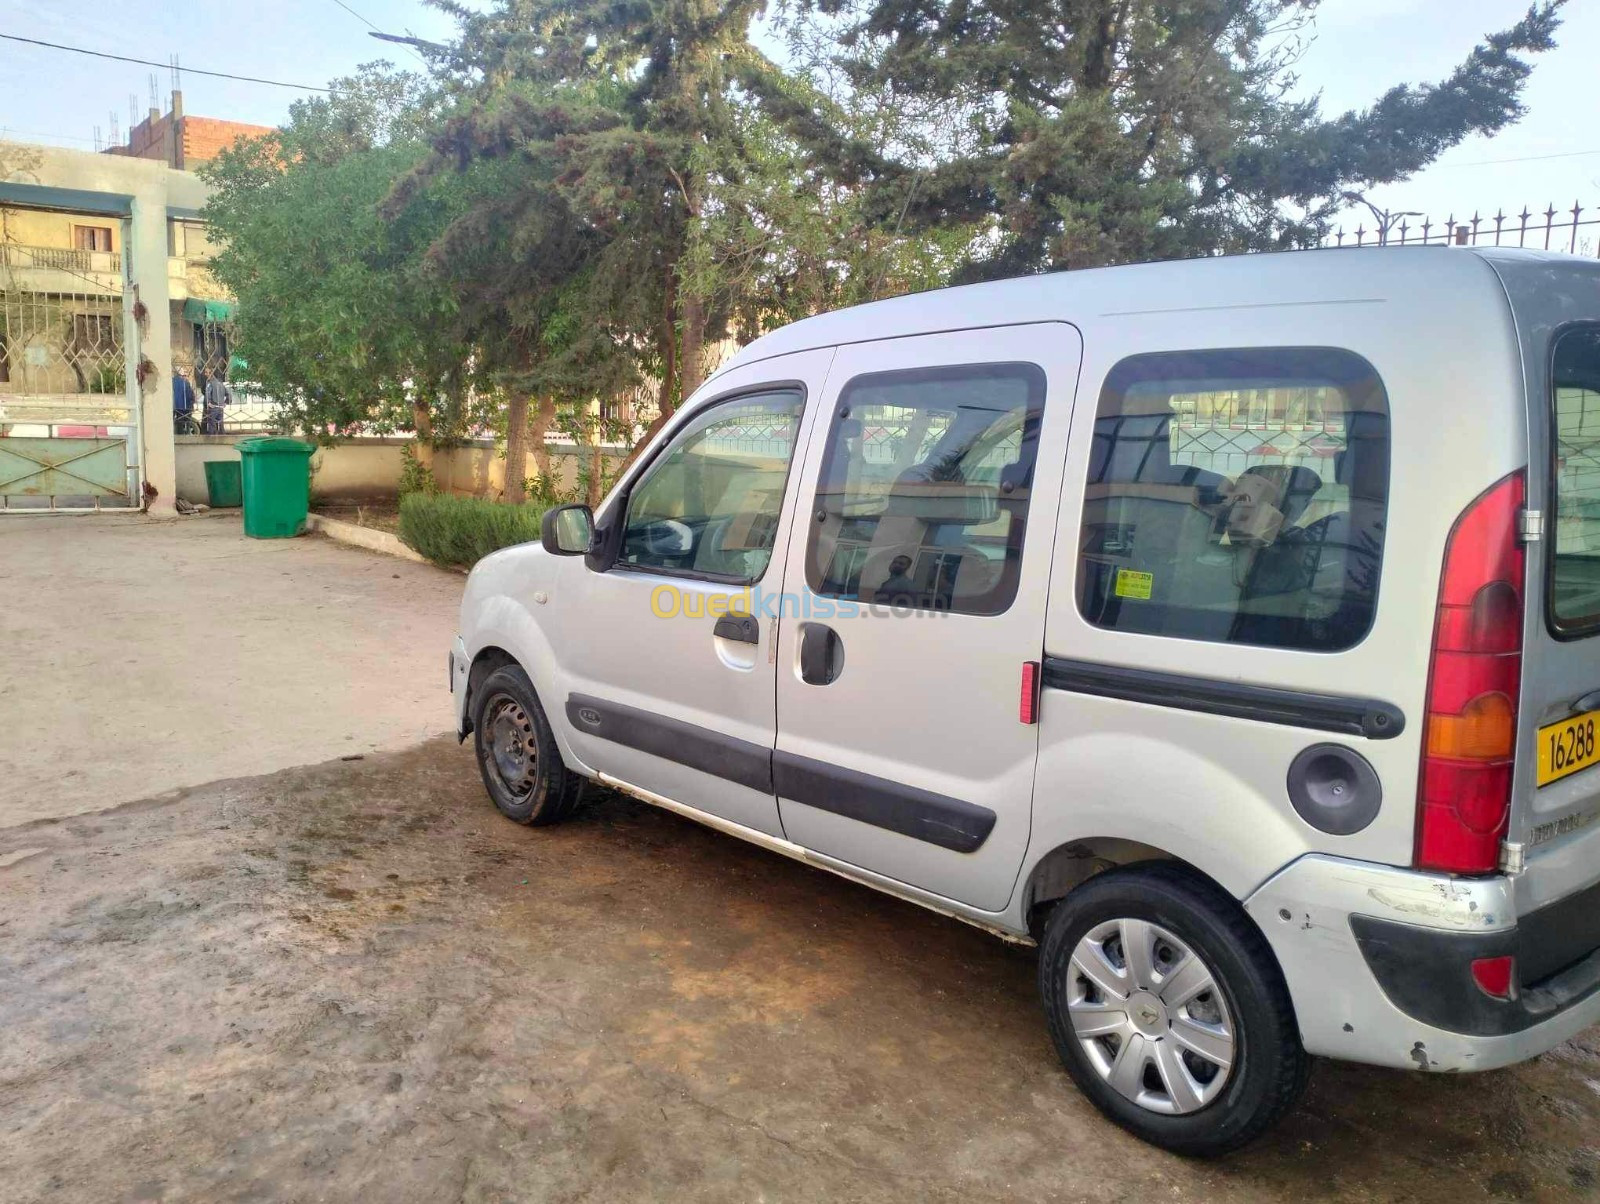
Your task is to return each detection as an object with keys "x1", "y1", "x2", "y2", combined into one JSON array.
[
  {"x1": 1326, "y1": 202, "x2": 1600, "y2": 256},
  {"x1": 171, "y1": 315, "x2": 278, "y2": 435},
  {"x1": 0, "y1": 241, "x2": 140, "y2": 509}
]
